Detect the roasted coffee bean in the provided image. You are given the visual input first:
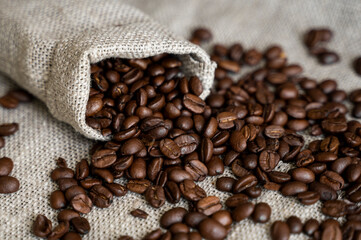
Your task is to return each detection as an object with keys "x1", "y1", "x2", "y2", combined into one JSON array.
[
  {"x1": 225, "y1": 193, "x2": 249, "y2": 208},
  {"x1": 264, "y1": 125, "x2": 285, "y2": 139},
  {"x1": 303, "y1": 219, "x2": 319, "y2": 236},
  {"x1": 196, "y1": 196, "x2": 222, "y2": 216},
  {"x1": 50, "y1": 190, "x2": 66, "y2": 209},
  {"x1": 57, "y1": 178, "x2": 78, "y2": 191},
  {"x1": 143, "y1": 228, "x2": 163, "y2": 240},
  {"x1": 70, "y1": 193, "x2": 93, "y2": 214},
  {"x1": 71, "y1": 216, "x2": 91, "y2": 234},
  {"x1": 317, "y1": 51, "x2": 340, "y2": 65},
  {"x1": 0, "y1": 157, "x2": 13, "y2": 176},
  {"x1": 129, "y1": 158, "x2": 147, "y2": 179},
  {"x1": 62, "y1": 232, "x2": 82, "y2": 240},
  {"x1": 89, "y1": 185, "x2": 113, "y2": 208},
  {"x1": 271, "y1": 221, "x2": 290, "y2": 240},
  {"x1": 230, "y1": 130, "x2": 247, "y2": 153},
  {"x1": 244, "y1": 186, "x2": 262, "y2": 198},
  {"x1": 286, "y1": 216, "x2": 303, "y2": 234},
  {"x1": 216, "y1": 177, "x2": 236, "y2": 192},
  {"x1": 145, "y1": 186, "x2": 165, "y2": 208},
  {"x1": 259, "y1": 150, "x2": 279, "y2": 172},
  {"x1": 33, "y1": 214, "x2": 52, "y2": 238},
  {"x1": 0, "y1": 95, "x2": 19, "y2": 109},
  {"x1": 298, "y1": 191, "x2": 320, "y2": 205},
  {"x1": 104, "y1": 183, "x2": 127, "y2": 197},
  {"x1": 345, "y1": 164, "x2": 361, "y2": 182},
  {"x1": 212, "y1": 210, "x2": 232, "y2": 228},
  {"x1": 243, "y1": 49, "x2": 262, "y2": 66},
  {"x1": 92, "y1": 149, "x2": 117, "y2": 168},
  {"x1": 233, "y1": 174, "x2": 258, "y2": 193},
  {"x1": 321, "y1": 225, "x2": 342, "y2": 240},
  {"x1": 0, "y1": 176, "x2": 19, "y2": 193},
  {"x1": 160, "y1": 207, "x2": 188, "y2": 228},
  {"x1": 206, "y1": 156, "x2": 224, "y2": 176},
  {"x1": 321, "y1": 200, "x2": 349, "y2": 217},
  {"x1": 309, "y1": 182, "x2": 337, "y2": 201},
  {"x1": 57, "y1": 209, "x2": 80, "y2": 222},
  {"x1": 168, "y1": 169, "x2": 192, "y2": 183},
  {"x1": 192, "y1": 28, "x2": 213, "y2": 42},
  {"x1": 127, "y1": 179, "x2": 151, "y2": 194},
  {"x1": 198, "y1": 218, "x2": 227, "y2": 240},
  {"x1": 184, "y1": 160, "x2": 208, "y2": 182},
  {"x1": 0, "y1": 123, "x2": 19, "y2": 136},
  {"x1": 319, "y1": 171, "x2": 344, "y2": 191},
  {"x1": 80, "y1": 178, "x2": 102, "y2": 189},
  {"x1": 169, "y1": 223, "x2": 190, "y2": 235},
  {"x1": 160, "y1": 139, "x2": 181, "y2": 159},
  {"x1": 75, "y1": 159, "x2": 89, "y2": 180},
  {"x1": 164, "y1": 181, "x2": 181, "y2": 203},
  {"x1": 268, "y1": 171, "x2": 291, "y2": 183},
  {"x1": 281, "y1": 181, "x2": 307, "y2": 196},
  {"x1": 130, "y1": 209, "x2": 148, "y2": 219},
  {"x1": 315, "y1": 152, "x2": 338, "y2": 162},
  {"x1": 179, "y1": 179, "x2": 206, "y2": 201},
  {"x1": 51, "y1": 167, "x2": 74, "y2": 181},
  {"x1": 232, "y1": 202, "x2": 255, "y2": 222},
  {"x1": 252, "y1": 202, "x2": 271, "y2": 223},
  {"x1": 290, "y1": 167, "x2": 315, "y2": 183},
  {"x1": 47, "y1": 221, "x2": 69, "y2": 240},
  {"x1": 65, "y1": 185, "x2": 86, "y2": 201}
]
